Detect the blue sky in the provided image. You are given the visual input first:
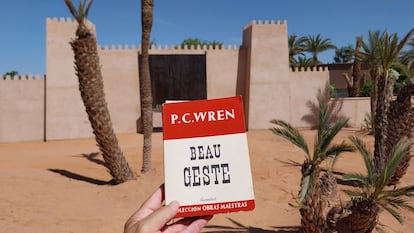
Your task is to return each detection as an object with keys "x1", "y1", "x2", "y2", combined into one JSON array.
[{"x1": 1, "y1": 0, "x2": 413, "y2": 75}]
